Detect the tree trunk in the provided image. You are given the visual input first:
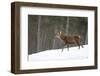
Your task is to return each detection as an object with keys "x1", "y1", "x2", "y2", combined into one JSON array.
[
  {"x1": 52, "y1": 25, "x2": 57, "y2": 49},
  {"x1": 66, "y1": 17, "x2": 69, "y2": 35},
  {"x1": 85, "y1": 31, "x2": 88, "y2": 44},
  {"x1": 37, "y1": 16, "x2": 41, "y2": 52}
]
